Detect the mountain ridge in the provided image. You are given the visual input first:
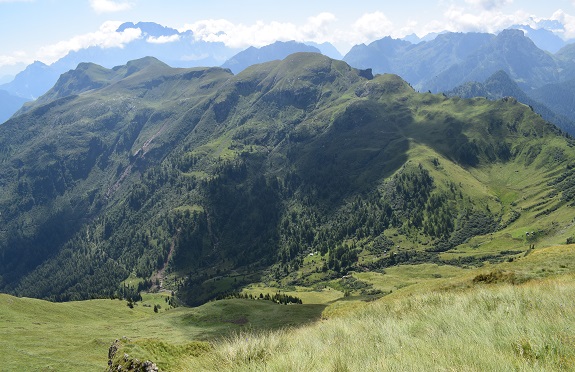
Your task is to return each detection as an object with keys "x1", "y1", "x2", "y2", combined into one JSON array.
[
  {"x1": 221, "y1": 41, "x2": 321, "y2": 74},
  {"x1": 446, "y1": 70, "x2": 575, "y2": 135},
  {"x1": 2, "y1": 53, "x2": 575, "y2": 307}
]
